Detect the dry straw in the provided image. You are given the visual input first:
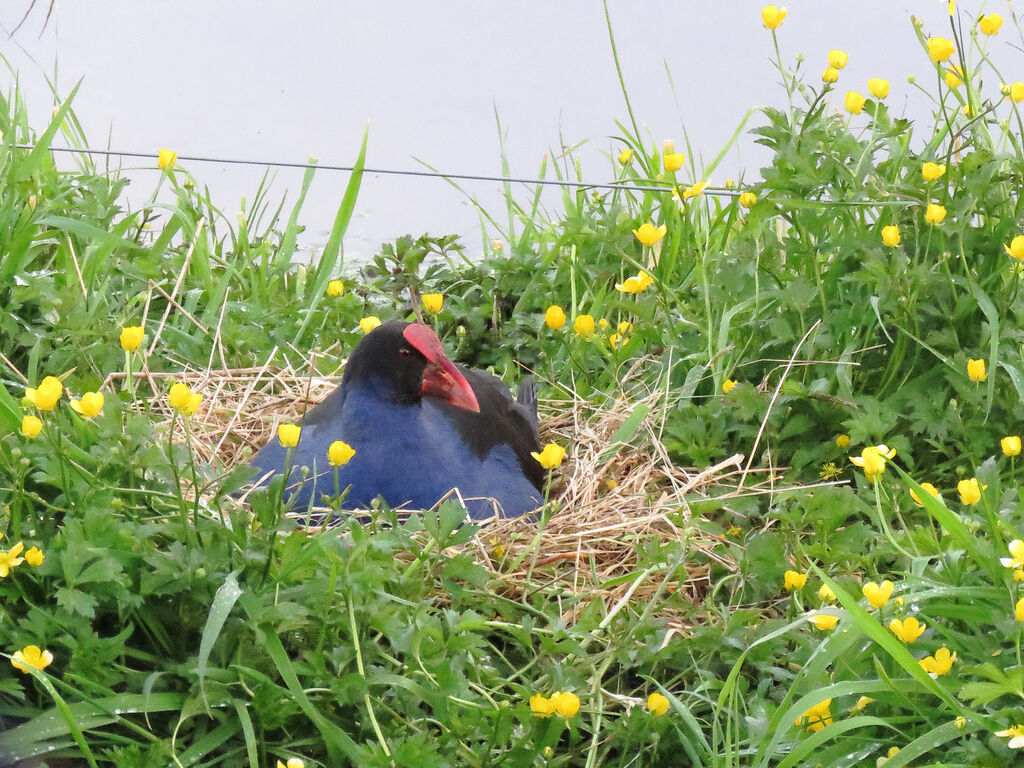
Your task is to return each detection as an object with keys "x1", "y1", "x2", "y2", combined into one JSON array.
[{"x1": 133, "y1": 351, "x2": 811, "y2": 630}]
